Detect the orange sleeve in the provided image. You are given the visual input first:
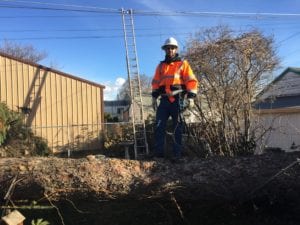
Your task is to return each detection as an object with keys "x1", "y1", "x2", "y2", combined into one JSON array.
[
  {"x1": 182, "y1": 60, "x2": 198, "y2": 94},
  {"x1": 151, "y1": 64, "x2": 161, "y2": 91}
]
